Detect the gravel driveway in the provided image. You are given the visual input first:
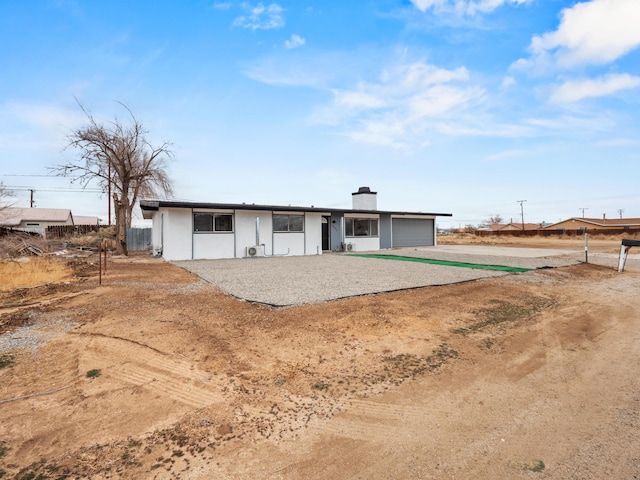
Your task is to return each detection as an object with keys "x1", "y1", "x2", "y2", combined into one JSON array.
[{"x1": 174, "y1": 246, "x2": 585, "y2": 307}]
